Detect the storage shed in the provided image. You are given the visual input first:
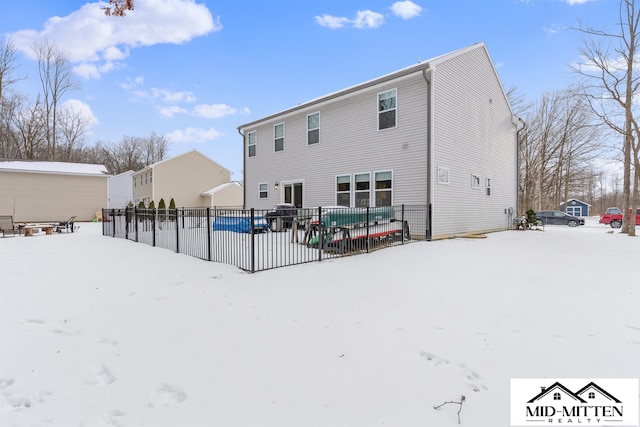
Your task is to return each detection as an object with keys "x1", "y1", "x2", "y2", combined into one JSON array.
[{"x1": 560, "y1": 198, "x2": 590, "y2": 217}]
